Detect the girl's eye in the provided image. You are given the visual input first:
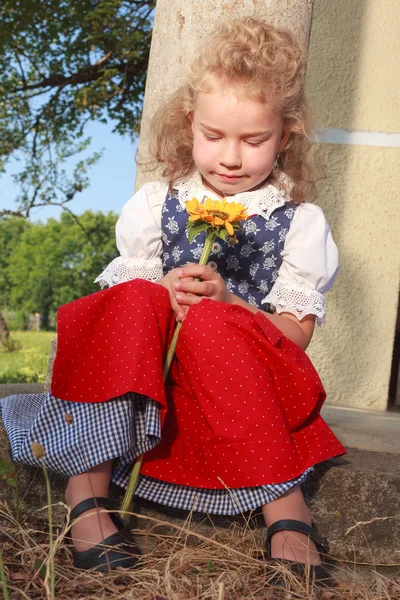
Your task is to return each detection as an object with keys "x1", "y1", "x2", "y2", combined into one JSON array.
[
  {"x1": 204, "y1": 134, "x2": 221, "y2": 142},
  {"x1": 245, "y1": 140, "x2": 264, "y2": 147}
]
